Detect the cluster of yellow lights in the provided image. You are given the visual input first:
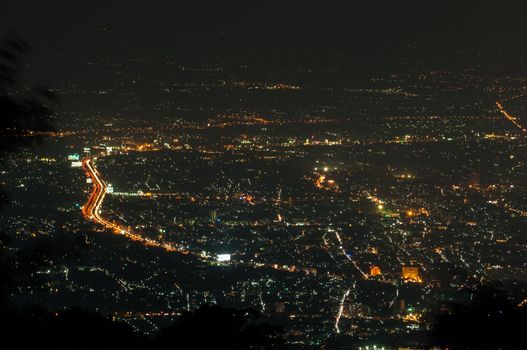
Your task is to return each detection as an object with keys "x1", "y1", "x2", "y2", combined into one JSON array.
[
  {"x1": 239, "y1": 193, "x2": 255, "y2": 205},
  {"x1": 406, "y1": 208, "x2": 430, "y2": 216},
  {"x1": 402, "y1": 313, "x2": 422, "y2": 323},
  {"x1": 315, "y1": 175, "x2": 326, "y2": 189},
  {"x1": 314, "y1": 174, "x2": 338, "y2": 191}
]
